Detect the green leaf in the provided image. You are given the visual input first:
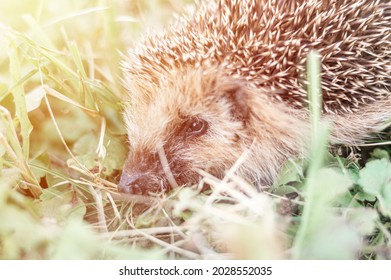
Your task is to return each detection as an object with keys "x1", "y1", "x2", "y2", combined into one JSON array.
[
  {"x1": 347, "y1": 208, "x2": 378, "y2": 236},
  {"x1": 29, "y1": 157, "x2": 49, "y2": 179},
  {"x1": 68, "y1": 133, "x2": 127, "y2": 175},
  {"x1": 358, "y1": 159, "x2": 391, "y2": 216},
  {"x1": 50, "y1": 220, "x2": 101, "y2": 259},
  {"x1": 273, "y1": 158, "x2": 304, "y2": 187},
  {"x1": 0, "y1": 169, "x2": 21, "y2": 206},
  {"x1": 43, "y1": 108, "x2": 97, "y2": 143},
  {"x1": 355, "y1": 192, "x2": 377, "y2": 203},
  {"x1": 270, "y1": 185, "x2": 298, "y2": 197},
  {"x1": 300, "y1": 218, "x2": 362, "y2": 259},
  {"x1": 25, "y1": 86, "x2": 45, "y2": 112},
  {"x1": 0, "y1": 206, "x2": 39, "y2": 259},
  {"x1": 38, "y1": 188, "x2": 86, "y2": 223},
  {"x1": 335, "y1": 191, "x2": 361, "y2": 208},
  {"x1": 358, "y1": 159, "x2": 391, "y2": 196},
  {"x1": 313, "y1": 168, "x2": 353, "y2": 205},
  {"x1": 371, "y1": 148, "x2": 390, "y2": 161}
]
